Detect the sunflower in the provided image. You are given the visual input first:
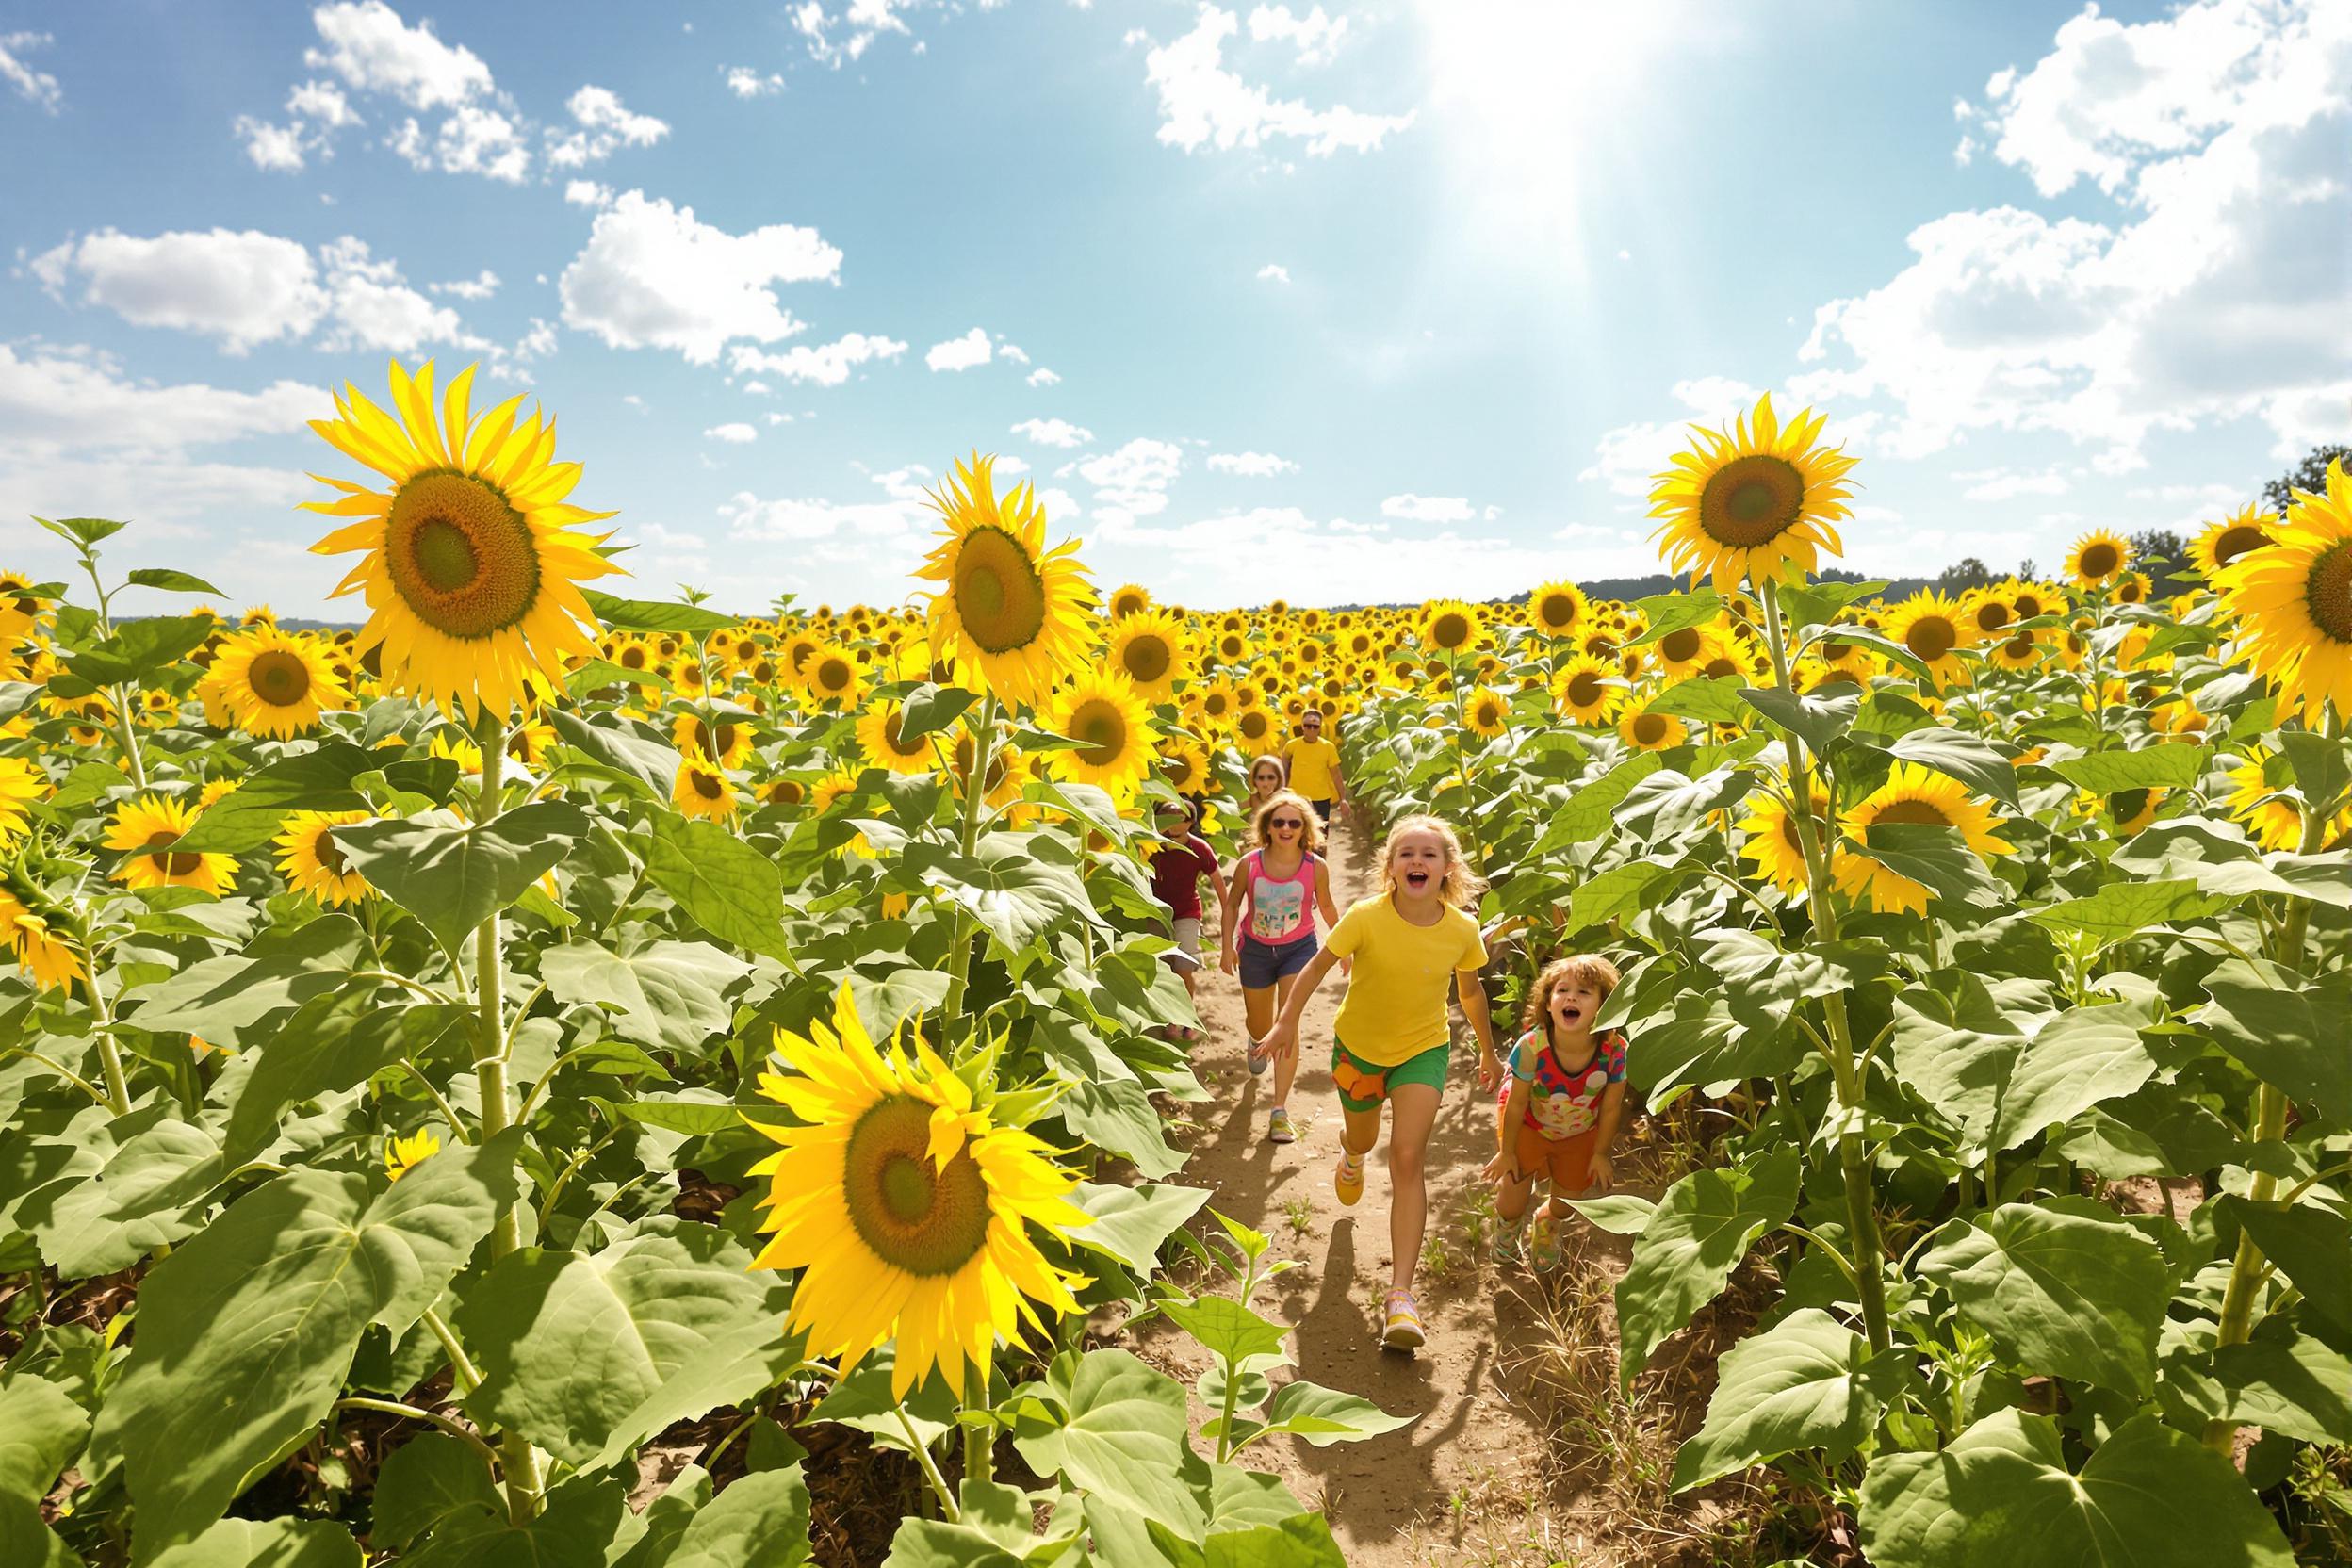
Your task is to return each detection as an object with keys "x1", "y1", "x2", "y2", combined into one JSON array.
[
  {"x1": 2192, "y1": 502, "x2": 2275, "y2": 579},
  {"x1": 1739, "y1": 785, "x2": 1834, "y2": 898},
  {"x1": 1233, "y1": 707, "x2": 1274, "y2": 746},
  {"x1": 1987, "y1": 629, "x2": 2045, "y2": 672},
  {"x1": 1046, "y1": 672, "x2": 1155, "y2": 797},
  {"x1": 1421, "y1": 600, "x2": 1484, "y2": 655},
  {"x1": 760, "y1": 776, "x2": 808, "y2": 808},
  {"x1": 803, "y1": 644, "x2": 863, "y2": 708},
  {"x1": 2215, "y1": 458, "x2": 2352, "y2": 727},
  {"x1": 1161, "y1": 737, "x2": 1212, "y2": 796},
  {"x1": 1527, "y1": 580, "x2": 1590, "y2": 639},
  {"x1": 1106, "y1": 608, "x2": 1189, "y2": 701},
  {"x1": 1832, "y1": 762, "x2": 2014, "y2": 916},
  {"x1": 855, "y1": 698, "x2": 937, "y2": 776},
  {"x1": 2114, "y1": 571, "x2": 2153, "y2": 607},
  {"x1": 1651, "y1": 620, "x2": 1722, "y2": 680},
  {"x1": 918, "y1": 453, "x2": 1092, "y2": 713},
  {"x1": 385, "y1": 1129, "x2": 441, "y2": 1183},
  {"x1": 103, "y1": 794, "x2": 237, "y2": 895},
  {"x1": 1462, "y1": 686, "x2": 1511, "y2": 738},
  {"x1": 746, "y1": 983, "x2": 1090, "y2": 1399},
  {"x1": 2225, "y1": 747, "x2": 2350, "y2": 852},
  {"x1": 0, "y1": 878, "x2": 81, "y2": 993},
  {"x1": 673, "y1": 752, "x2": 740, "y2": 822},
  {"x1": 671, "y1": 710, "x2": 756, "y2": 768},
  {"x1": 305, "y1": 359, "x2": 621, "y2": 718},
  {"x1": 1960, "y1": 587, "x2": 2016, "y2": 641},
  {"x1": 1552, "y1": 653, "x2": 1623, "y2": 725},
  {"x1": 427, "y1": 728, "x2": 484, "y2": 776},
  {"x1": 1617, "y1": 697, "x2": 1687, "y2": 752},
  {"x1": 0, "y1": 756, "x2": 43, "y2": 841},
  {"x1": 1649, "y1": 394, "x2": 1856, "y2": 592},
  {"x1": 2066, "y1": 529, "x2": 2132, "y2": 588},
  {"x1": 204, "y1": 627, "x2": 351, "y2": 739},
  {"x1": 1881, "y1": 591, "x2": 1975, "y2": 690},
  {"x1": 1106, "y1": 582, "x2": 1152, "y2": 620},
  {"x1": 274, "y1": 809, "x2": 372, "y2": 906},
  {"x1": 2088, "y1": 787, "x2": 2165, "y2": 840}
]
